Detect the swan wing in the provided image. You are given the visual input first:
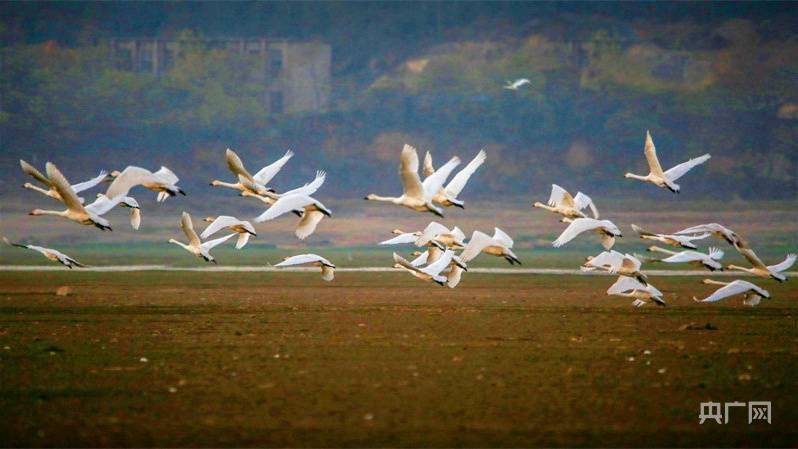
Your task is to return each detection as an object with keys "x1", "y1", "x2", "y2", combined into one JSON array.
[
  {"x1": 768, "y1": 253, "x2": 797, "y2": 273},
  {"x1": 105, "y1": 166, "x2": 156, "y2": 199},
  {"x1": 422, "y1": 151, "x2": 435, "y2": 177},
  {"x1": 574, "y1": 192, "x2": 599, "y2": 218},
  {"x1": 698, "y1": 281, "x2": 754, "y2": 303},
  {"x1": 451, "y1": 226, "x2": 466, "y2": 242},
  {"x1": 492, "y1": 227, "x2": 514, "y2": 248},
  {"x1": 153, "y1": 166, "x2": 179, "y2": 185},
  {"x1": 281, "y1": 170, "x2": 325, "y2": 197},
  {"x1": 553, "y1": 218, "x2": 599, "y2": 248},
  {"x1": 84, "y1": 195, "x2": 124, "y2": 216},
  {"x1": 45, "y1": 162, "x2": 85, "y2": 213},
  {"x1": 254, "y1": 194, "x2": 315, "y2": 222},
  {"x1": 739, "y1": 247, "x2": 768, "y2": 269},
  {"x1": 410, "y1": 251, "x2": 429, "y2": 267},
  {"x1": 253, "y1": 150, "x2": 294, "y2": 185},
  {"x1": 415, "y1": 221, "x2": 450, "y2": 247},
  {"x1": 380, "y1": 233, "x2": 419, "y2": 245},
  {"x1": 460, "y1": 230, "x2": 494, "y2": 262},
  {"x1": 276, "y1": 254, "x2": 328, "y2": 267},
  {"x1": 20, "y1": 160, "x2": 50, "y2": 185},
  {"x1": 674, "y1": 223, "x2": 728, "y2": 236},
  {"x1": 662, "y1": 251, "x2": 704, "y2": 264},
  {"x1": 201, "y1": 216, "x2": 243, "y2": 239},
  {"x1": 295, "y1": 210, "x2": 325, "y2": 240},
  {"x1": 225, "y1": 148, "x2": 254, "y2": 180},
  {"x1": 422, "y1": 156, "x2": 460, "y2": 200},
  {"x1": 421, "y1": 249, "x2": 454, "y2": 276},
  {"x1": 180, "y1": 212, "x2": 201, "y2": 247},
  {"x1": 587, "y1": 250, "x2": 624, "y2": 270},
  {"x1": 70, "y1": 170, "x2": 108, "y2": 193},
  {"x1": 130, "y1": 208, "x2": 141, "y2": 230},
  {"x1": 643, "y1": 130, "x2": 665, "y2": 176},
  {"x1": 443, "y1": 149, "x2": 486, "y2": 197},
  {"x1": 664, "y1": 154, "x2": 711, "y2": 182},
  {"x1": 200, "y1": 232, "x2": 236, "y2": 251},
  {"x1": 547, "y1": 184, "x2": 568, "y2": 207},
  {"x1": 607, "y1": 276, "x2": 647, "y2": 295},
  {"x1": 399, "y1": 144, "x2": 424, "y2": 199}
]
